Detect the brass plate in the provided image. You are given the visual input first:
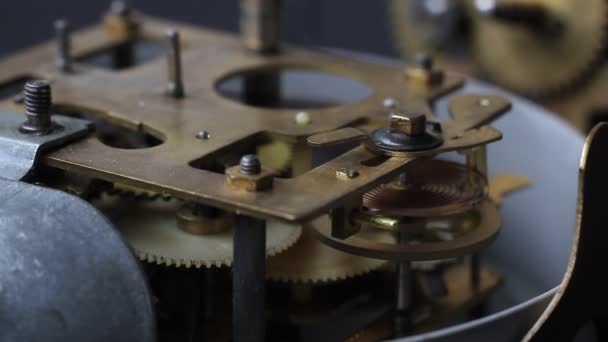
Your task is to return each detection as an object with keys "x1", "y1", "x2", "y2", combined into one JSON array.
[{"x1": 0, "y1": 15, "x2": 509, "y2": 223}]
